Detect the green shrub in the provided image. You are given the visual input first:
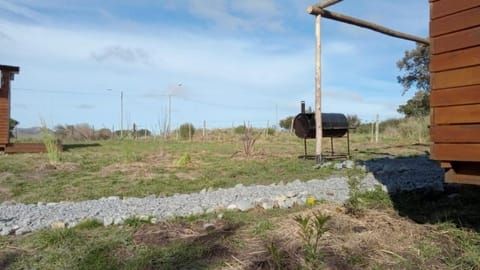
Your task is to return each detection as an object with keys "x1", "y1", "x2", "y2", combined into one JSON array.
[
  {"x1": 179, "y1": 123, "x2": 195, "y2": 140},
  {"x1": 234, "y1": 125, "x2": 247, "y2": 135},
  {"x1": 265, "y1": 127, "x2": 276, "y2": 136}
]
